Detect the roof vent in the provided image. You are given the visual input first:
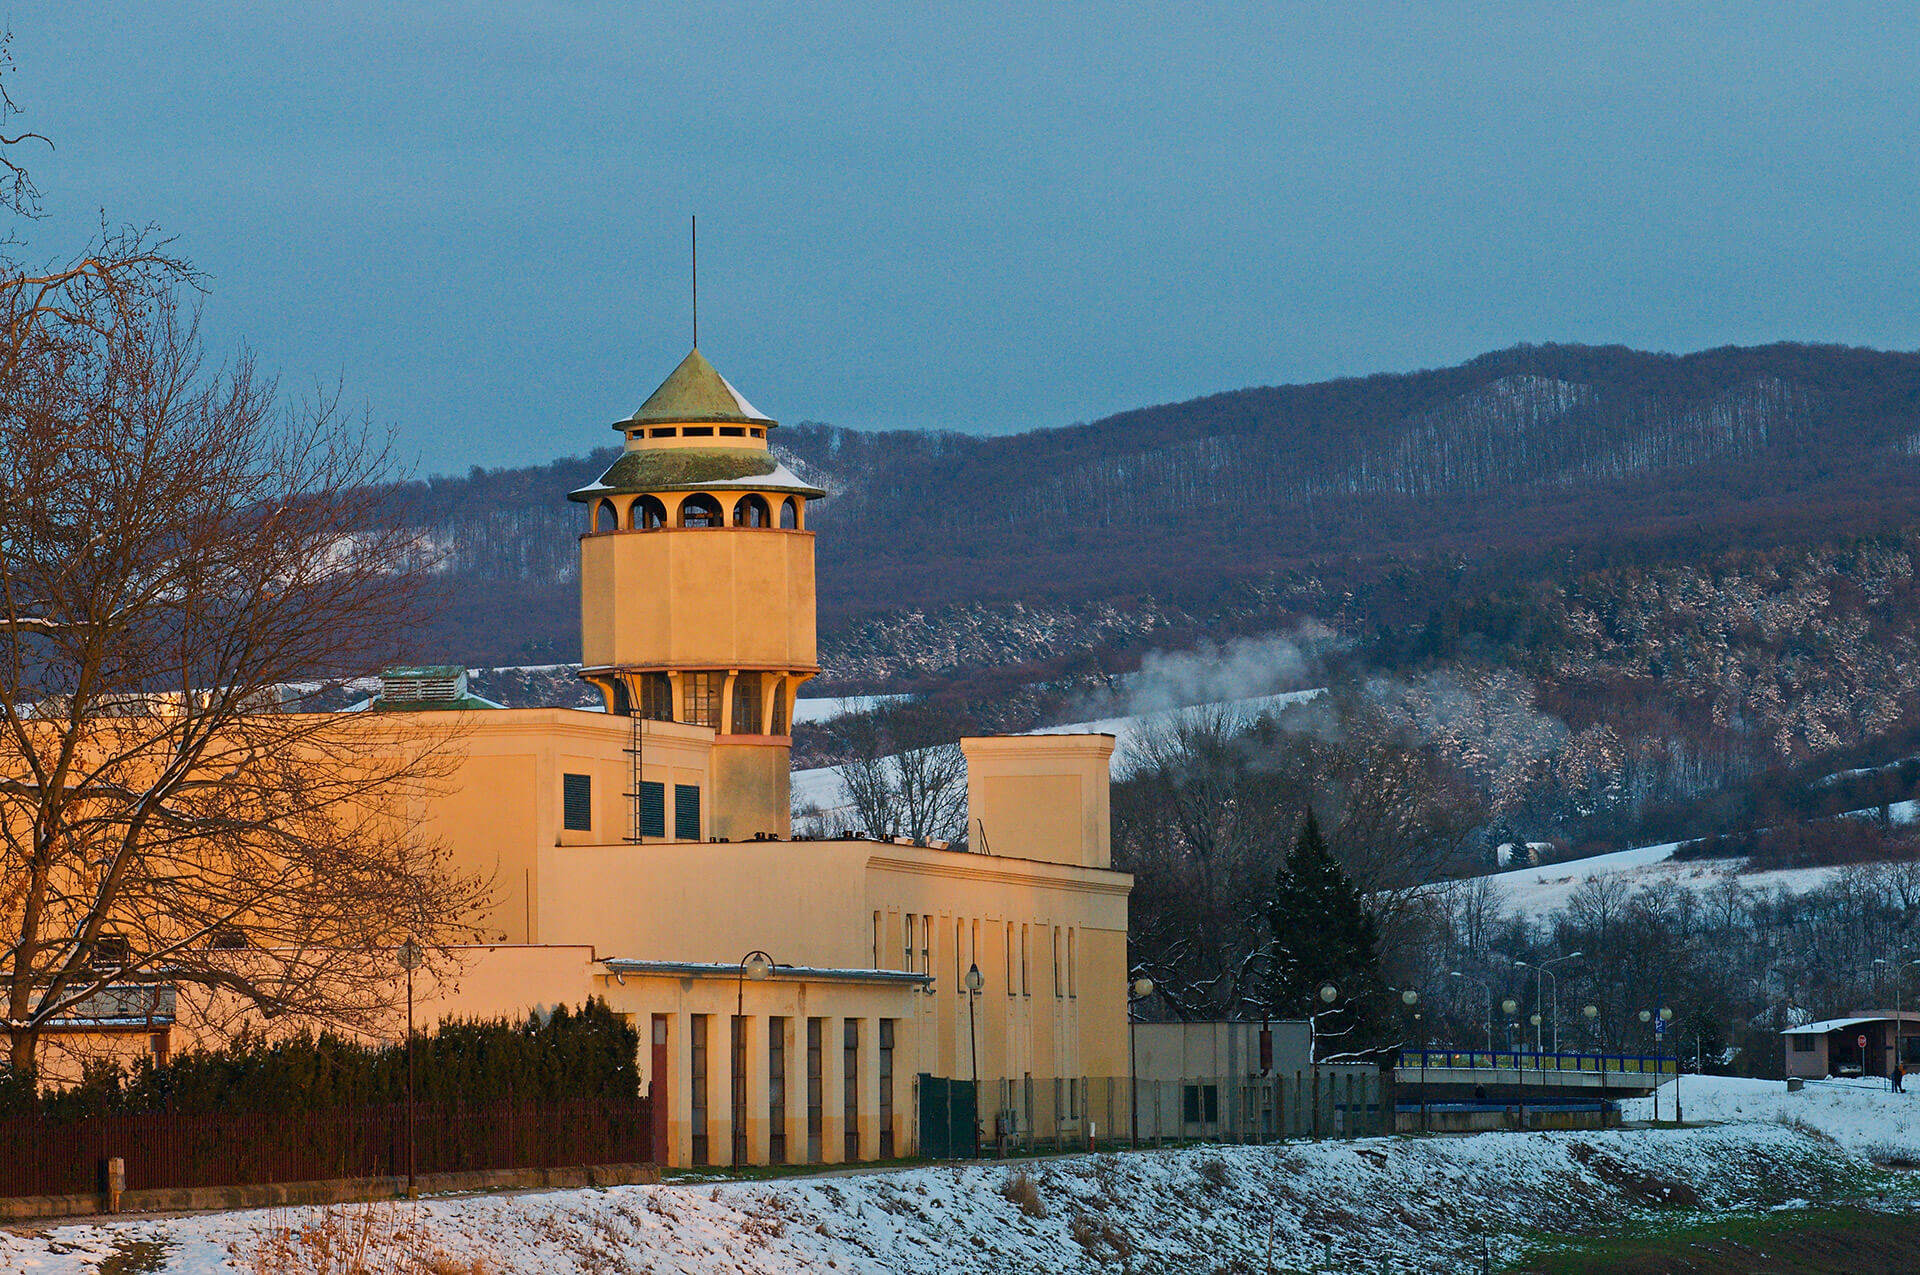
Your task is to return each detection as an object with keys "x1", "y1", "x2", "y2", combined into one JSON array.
[{"x1": 380, "y1": 665, "x2": 467, "y2": 703}]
